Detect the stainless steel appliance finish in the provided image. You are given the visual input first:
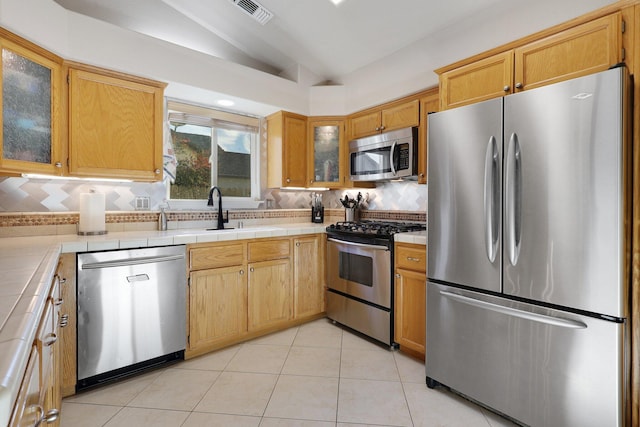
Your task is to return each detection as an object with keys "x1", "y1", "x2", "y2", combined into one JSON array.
[
  {"x1": 349, "y1": 126, "x2": 418, "y2": 181},
  {"x1": 426, "y1": 67, "x2": 630, "y2": 426},
  {"x1": 77, "y1": 245, "x2": 187, "y2": 389},
  {"x1": 325, "y1": 221, "x2": 425, "y2": 346}
]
